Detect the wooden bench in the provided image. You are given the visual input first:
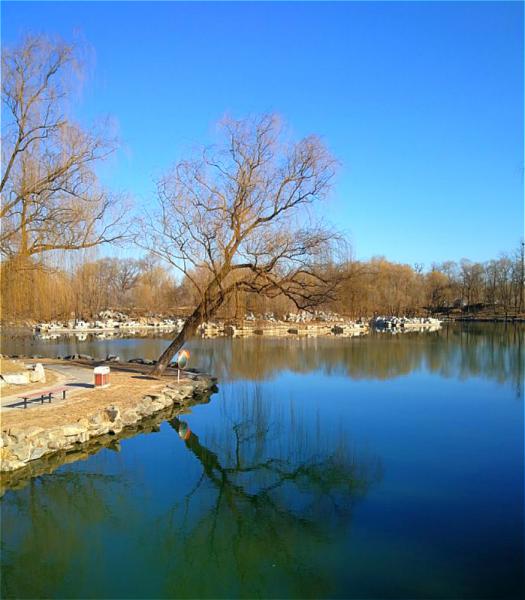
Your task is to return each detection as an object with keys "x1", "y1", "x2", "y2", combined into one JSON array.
[
  {"x1": 18, "y1": 391, "x2": 53, "y2": 409},
  {"x1": 50, "y1": 386, "x2": 70, "y2": 401},
  {"x1": 18, "y1": 386, "x2": 70, "y2": 409}
]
